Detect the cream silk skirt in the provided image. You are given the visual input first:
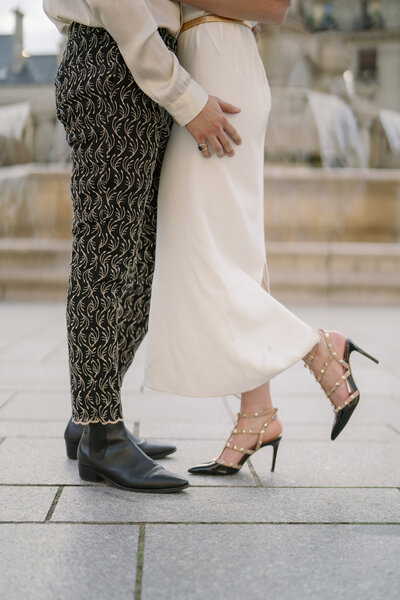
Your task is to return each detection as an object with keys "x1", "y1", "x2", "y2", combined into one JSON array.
[{"x1": 144, "y1": 19, "x2": 319, "y2": 396}]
